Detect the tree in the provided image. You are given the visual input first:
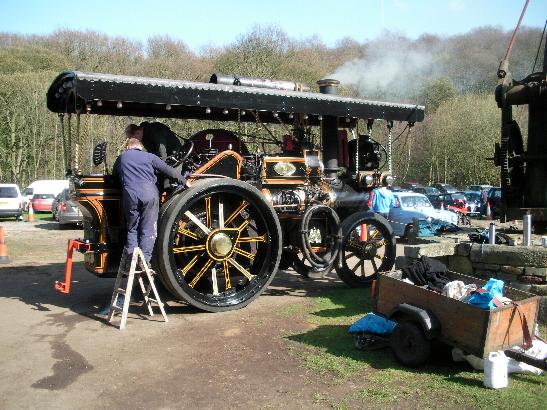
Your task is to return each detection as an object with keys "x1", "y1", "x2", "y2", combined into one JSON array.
[{"x1": 418, "y1": 77, "x2": 457, "y2": 113}]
